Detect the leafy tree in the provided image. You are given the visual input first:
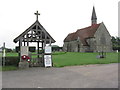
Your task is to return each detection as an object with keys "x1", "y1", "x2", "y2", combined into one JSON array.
[
  {"x1": 111, "y1": 36, "x2": 117, "y2": 46},
  {"x1": 52, "y1": 45, "x2": 63, "y2": 52},
  {"x1": 111, "y1": 36, "x2": 120, "y2": 51},
  {"x1": 6, "y1": 48, "x2": 13, "y2": 52}
]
